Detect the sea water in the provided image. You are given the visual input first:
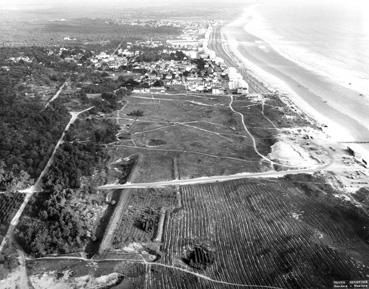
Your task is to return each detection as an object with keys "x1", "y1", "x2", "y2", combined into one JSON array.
[{"x1": 243, "y1": 0, "x2": 369, "y2": 96}]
